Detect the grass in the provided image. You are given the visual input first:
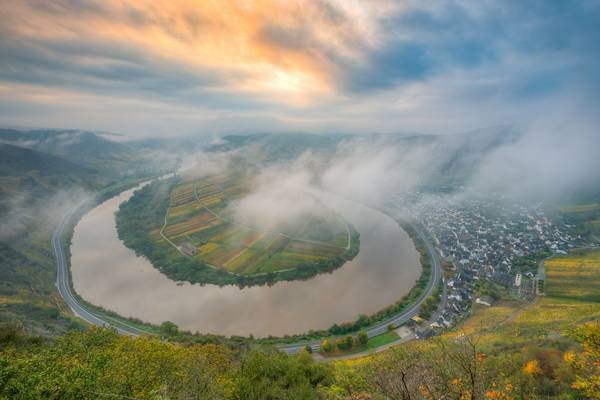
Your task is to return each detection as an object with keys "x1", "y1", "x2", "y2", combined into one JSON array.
[{"x1": 367, "y1": 331, "x2": 399, "y2": 349}]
